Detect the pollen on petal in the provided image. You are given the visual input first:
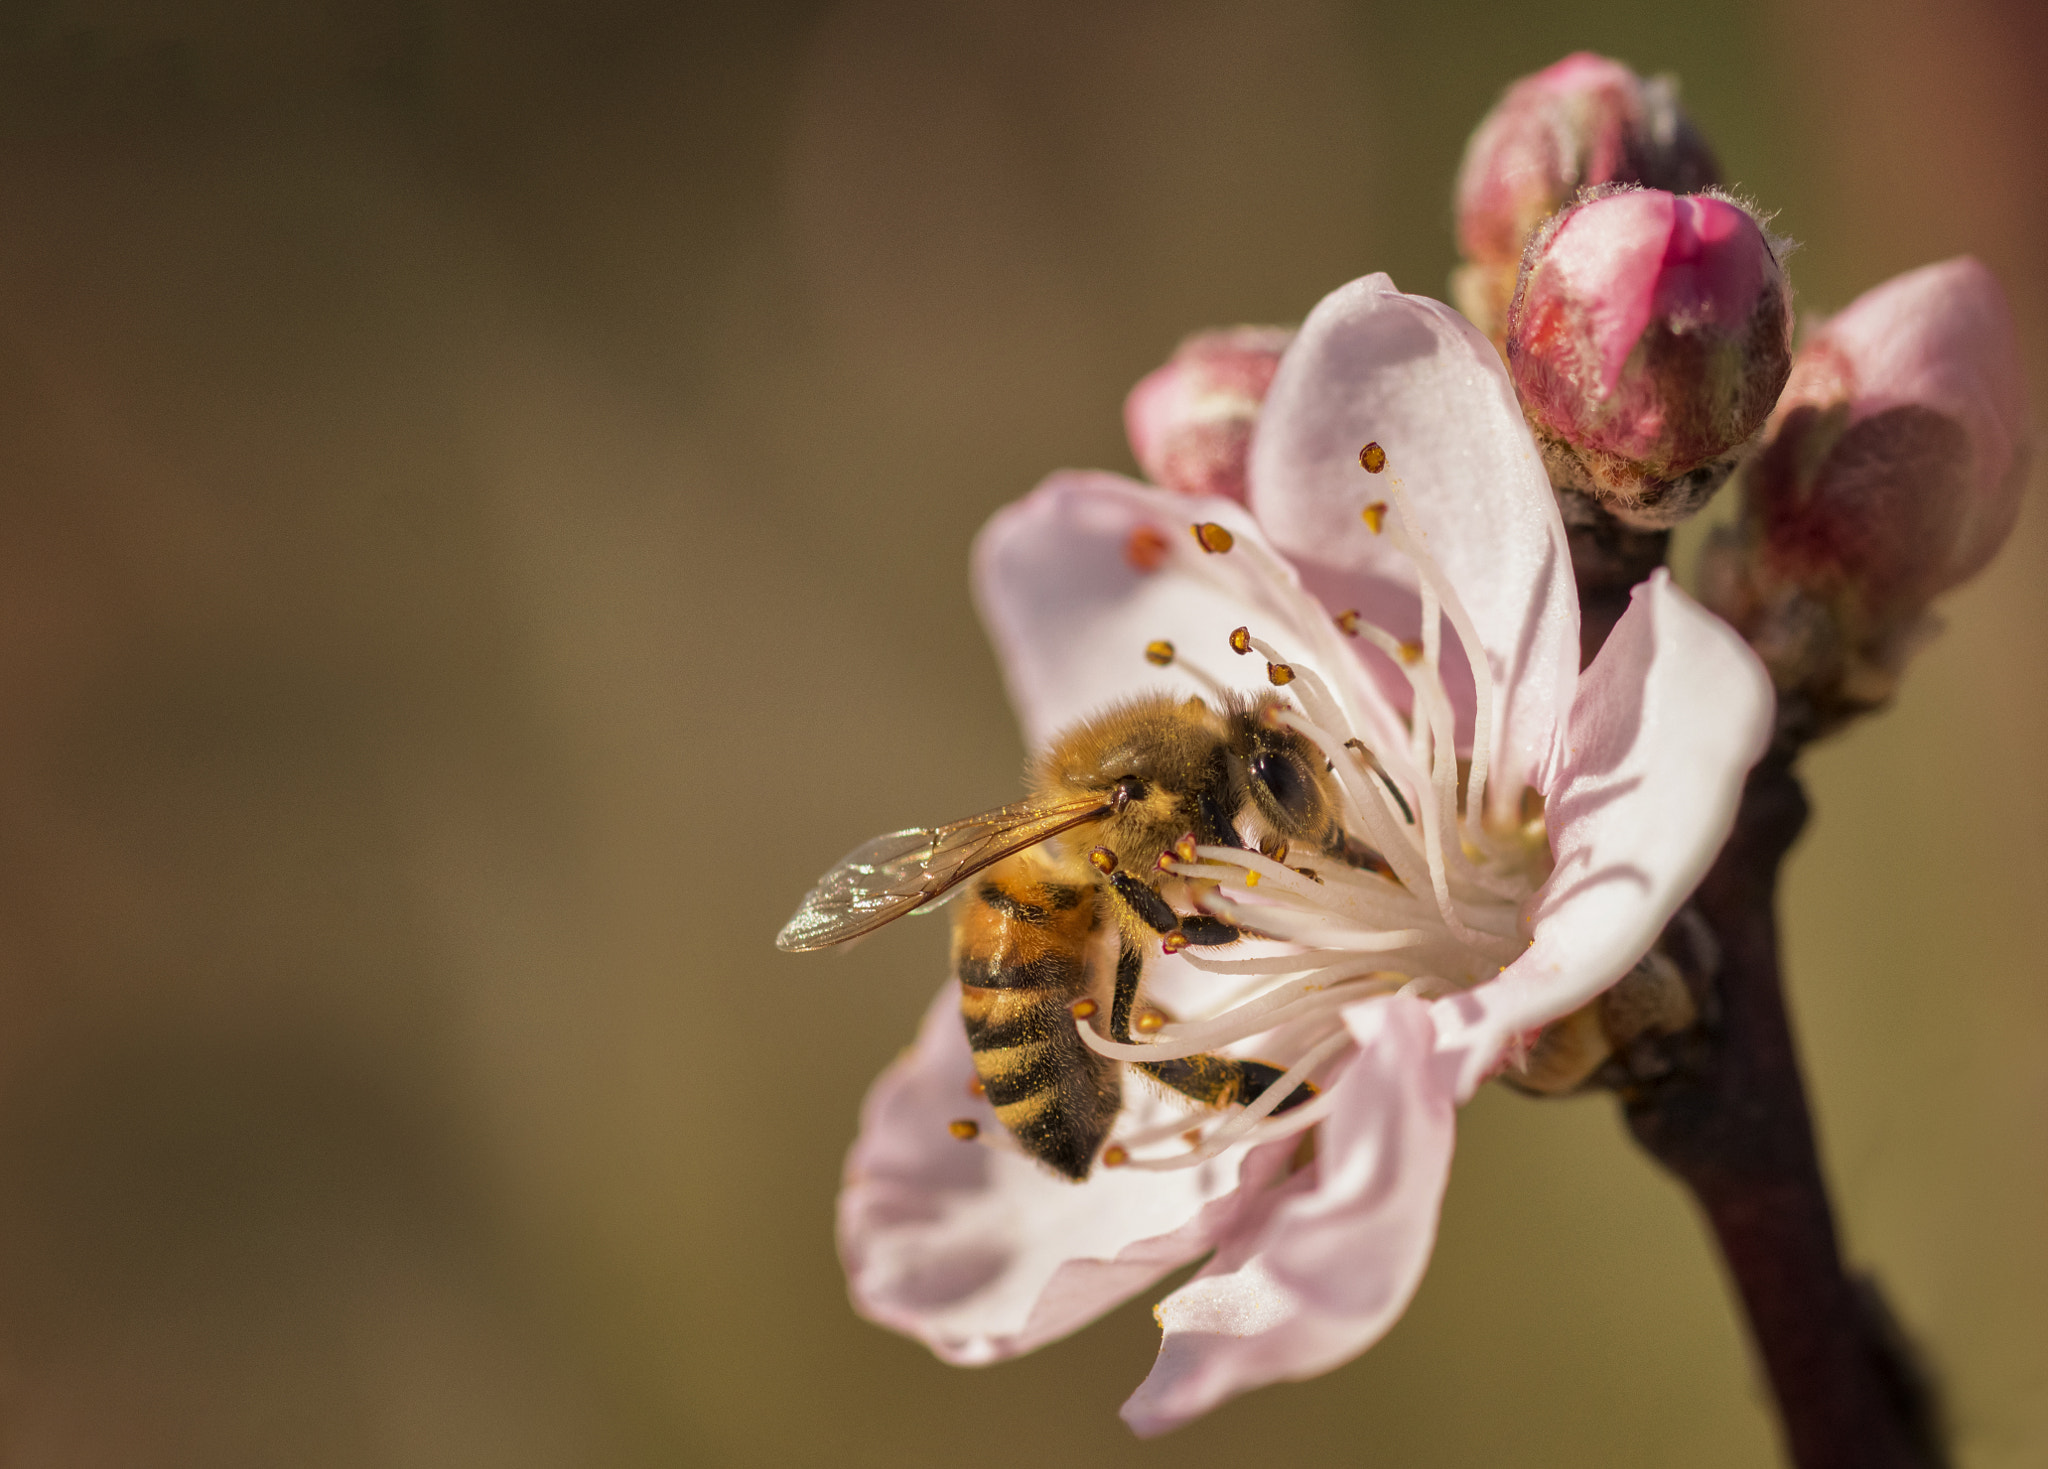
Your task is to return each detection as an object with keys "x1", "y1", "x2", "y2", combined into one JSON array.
[
  {"x1": 948, "y1": 1118, "x2": 979, "y2": 1140},
  {"x1": 1191, "y1": 522, "x2": 1235, "y2": 554},
  {"x1": 1144, "y1": 639, "x2": 1175, "y2": 666},
  {"x1": 1124, "y1": 524, "x2": 1171, "y2": 571},
  {"x1": 1361, "y1": 500, "x2": 1389, "y2": 533}
]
